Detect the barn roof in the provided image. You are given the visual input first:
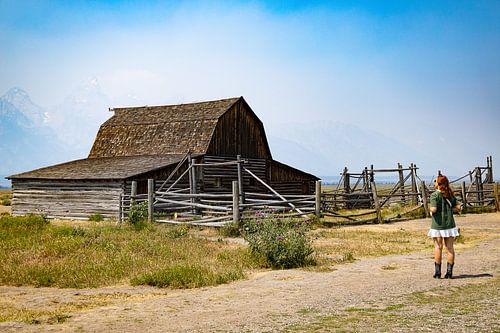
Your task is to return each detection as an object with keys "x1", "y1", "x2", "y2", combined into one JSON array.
[
  {"x1": 7, "y1": 154, "x2": 197, "y2": 180},
  {"x1": 88, "y1": 97, "x2": 241, "y2": 158}
]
